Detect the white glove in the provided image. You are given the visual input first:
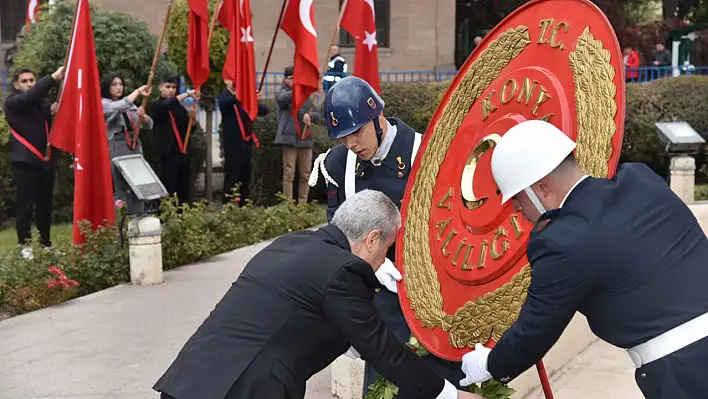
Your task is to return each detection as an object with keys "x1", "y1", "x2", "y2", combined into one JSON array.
[
  {"x1": 459, "y1": 343, "x2": 493, "y2": 386},
  {"x1": 375, "y1": 257, "x2": 402, "y2": 293},
  {"x1": 343, "y1": 346, "x2": 360, "y2": 359}
]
